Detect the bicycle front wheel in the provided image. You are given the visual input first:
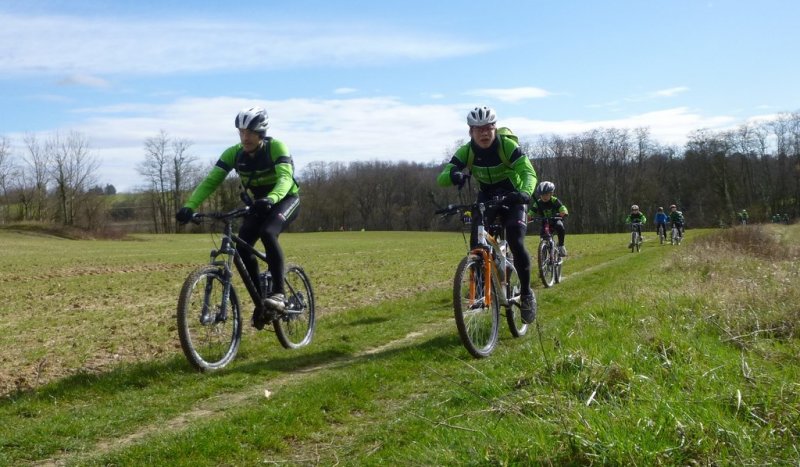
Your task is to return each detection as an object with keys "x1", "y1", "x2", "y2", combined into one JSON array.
[
  {"x1": 177, "y1": 265, "x2": 242, "y2": 371},
  {"x1": 504, "y1": 262, "x2": 528, "y2": 338},
  {"x1": 274, "y1": 264, "x2": 316, "y2": 349},
  {"x1": 538, "y1": 240, "x2": 556, "y2": 287},
  {"x1": 453, "y1": 255, "x2": 500, "y2": 358}
]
